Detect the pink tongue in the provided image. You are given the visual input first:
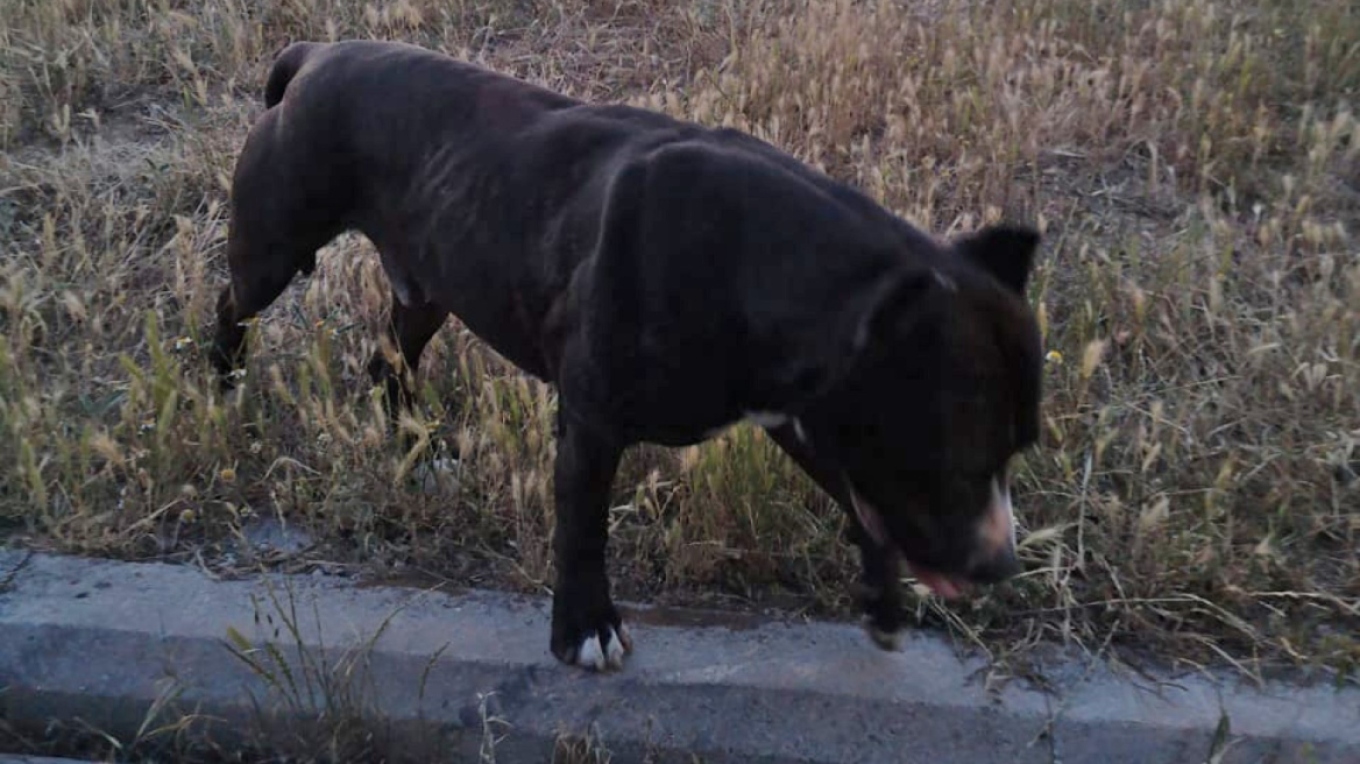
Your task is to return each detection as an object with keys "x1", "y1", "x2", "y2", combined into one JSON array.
[
  {"x1": 846, "y1": 484, "x2": 972, "y2": 601},
  {"x1": 907, "y1": 564, "x2": 969, "y2": 600}
]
